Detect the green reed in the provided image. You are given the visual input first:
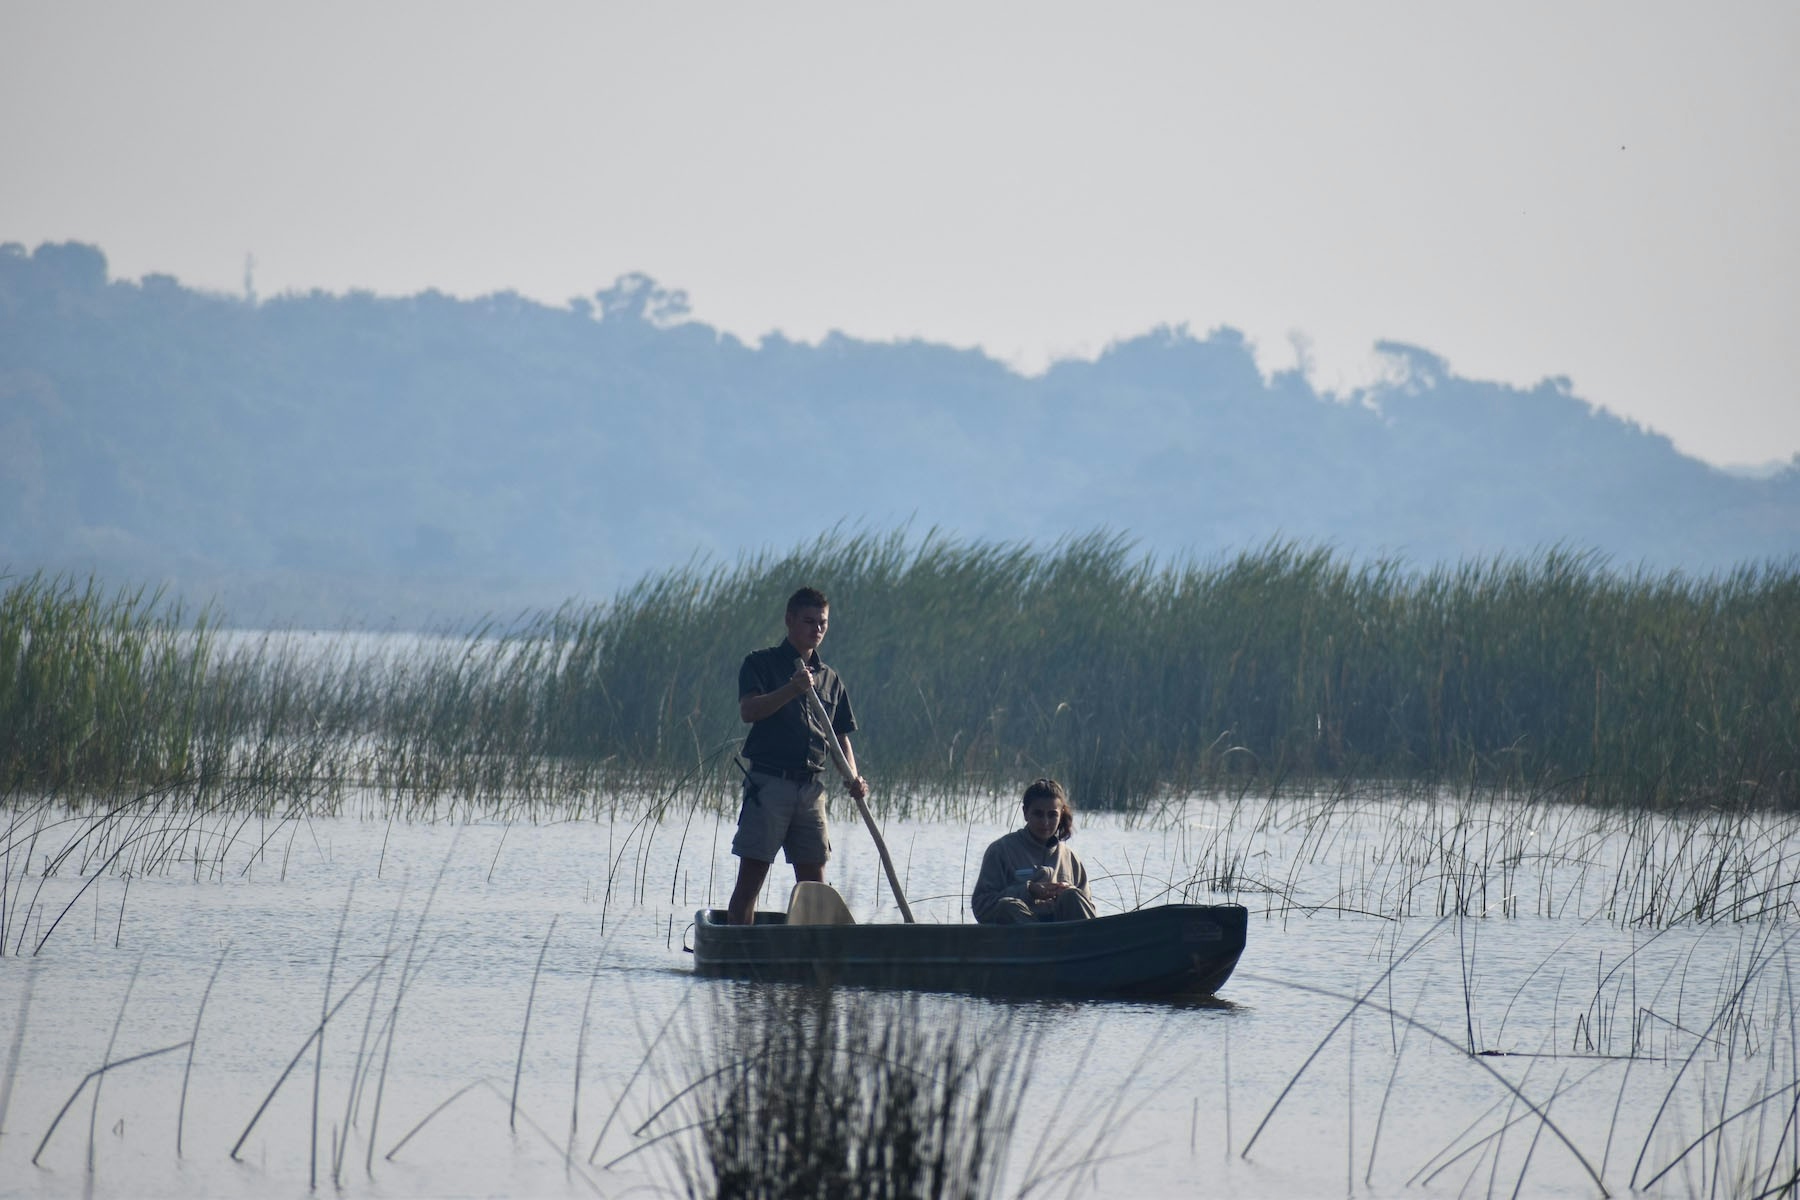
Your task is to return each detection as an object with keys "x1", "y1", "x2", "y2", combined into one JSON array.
[
  {"x1": 664, "y1": 985, "x2": 1029, "y2": 1200},
  {"x1": 0, "y1": 573, "x2": 212, "y2": 795},
  {"x1": 525, "y1": 531, "x2": 1799, "y2": 810},
  {"x1": 5, "y1": 533, "x2": 1797, "y2": 814}
]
